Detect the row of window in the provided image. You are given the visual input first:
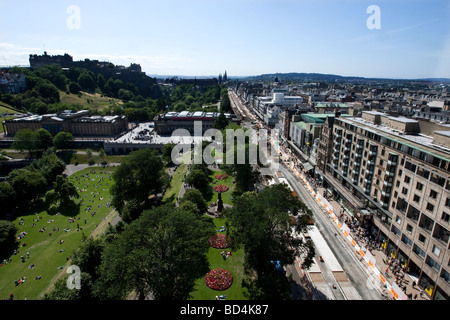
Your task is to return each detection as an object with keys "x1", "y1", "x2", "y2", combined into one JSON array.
[
  {"x1": 393, "y1": 200, "x2": 450, "y2": 244},
  {"x1": 334, "y1": 121, "x2": 450, "y2": 174}
]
